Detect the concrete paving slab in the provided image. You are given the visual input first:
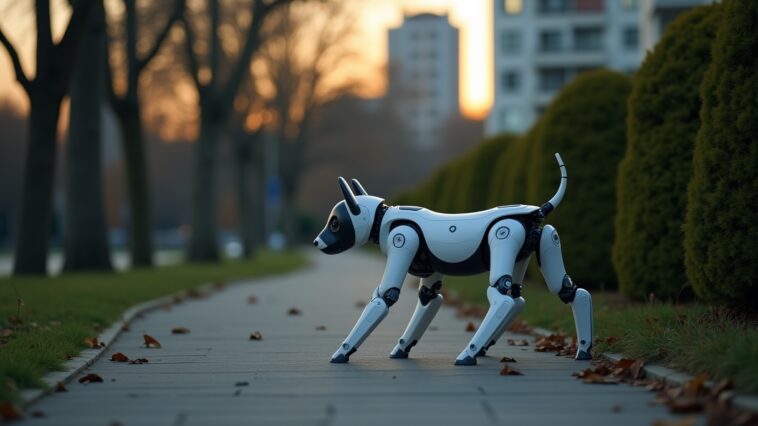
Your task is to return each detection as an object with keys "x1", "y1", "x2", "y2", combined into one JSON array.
[{"x1": 21, "y1": 250, "x2": 702, "y2": 425}]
